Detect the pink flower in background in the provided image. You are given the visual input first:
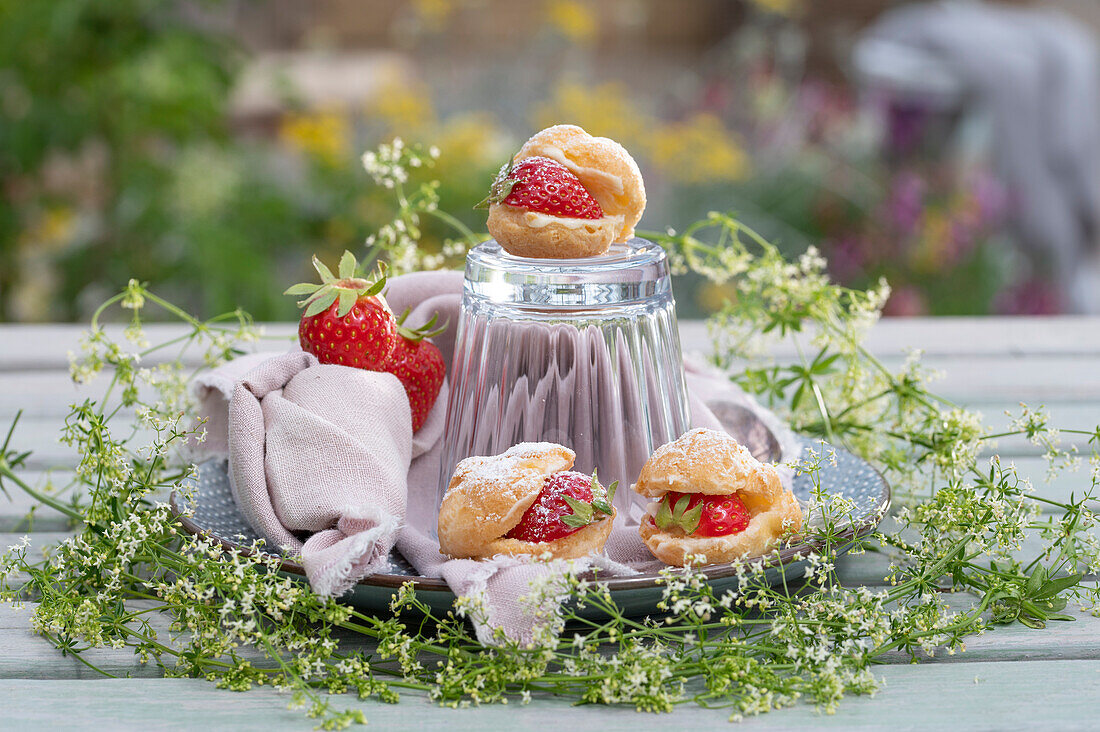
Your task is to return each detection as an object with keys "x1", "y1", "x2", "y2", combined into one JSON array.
[
  {"x1": 885, "y1": 99, "x2": 931, "y2": 155},
  {"x1": 970, "y1": 171, "x2": 1009, "y2": 228},
  {"x1": 883, "y1": 285, "x2": 929, "y2": 316},
  {"x1": 791, "y1": 79, "x2": 856, "y2": 144},
  {"x1": 700, "y1": 77, "x2": 733, "y2": 115},
  {"x1": 886, "y1": 171, "x2": 926, "y2": 236},
  {"x1": 993, "y1": 278, "x2": 1061, "y2": 315},
  {"x1": 946, "y1": 218, "x2": 977, "y2": 262},
  {"x1": 825, "y1": 235, "x2": 871, "y2": 281}
]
